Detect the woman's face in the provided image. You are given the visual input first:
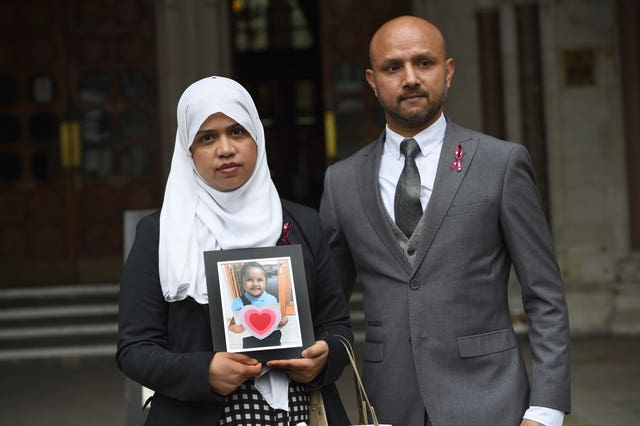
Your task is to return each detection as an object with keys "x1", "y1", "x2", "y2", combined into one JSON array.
[
  {"x1": 190, "y1": 113, "x2": 257, "y2": 192},
  {"x1": 242, "y1": 266, "x2": 266, "y2": 297}
]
